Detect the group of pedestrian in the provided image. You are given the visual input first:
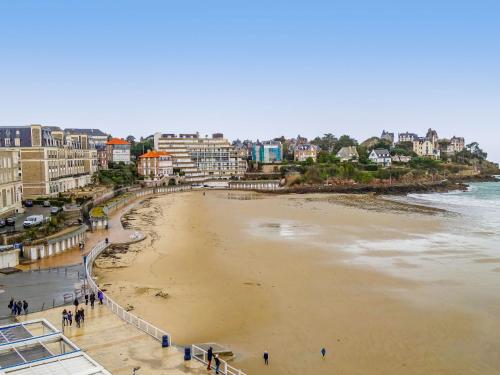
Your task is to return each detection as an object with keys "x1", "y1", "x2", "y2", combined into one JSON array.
[
  {"x1": 62, "y1": 300, "x2": 85, "y2": 328},
  {"x1": 206, "y1": 347, "x2": 221, "y2": 374},
  {"x1": 84, "y1": 290, "x2": 103, "y2": 309},
  {"x1": 62, "y1": 309, "x2": 73, "y2": 326},
  {"x1": 8, "y1": 298, "x2": 28, "y2": 316}
]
